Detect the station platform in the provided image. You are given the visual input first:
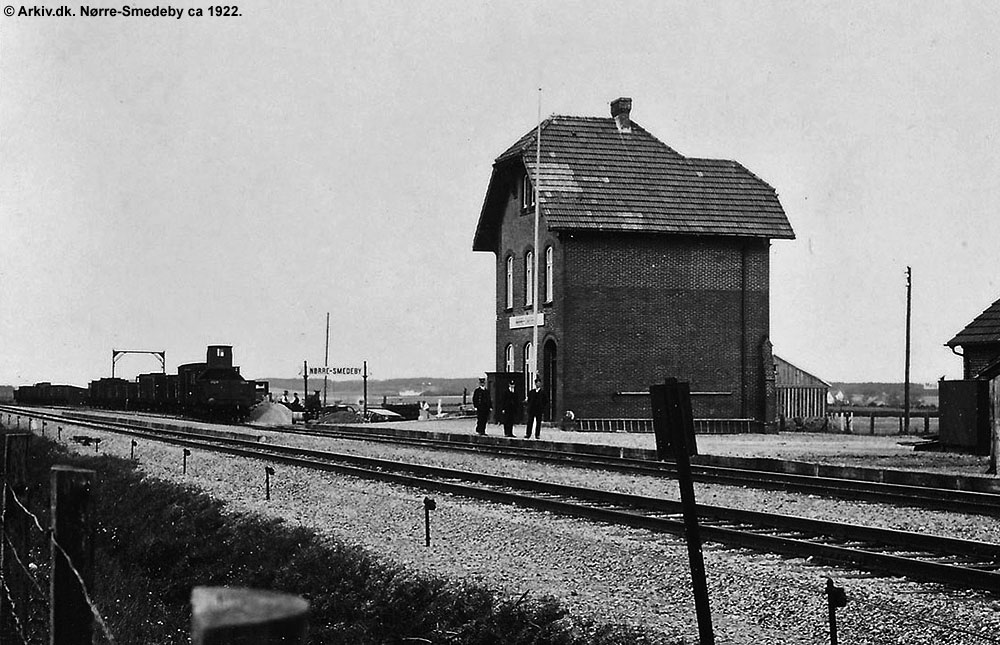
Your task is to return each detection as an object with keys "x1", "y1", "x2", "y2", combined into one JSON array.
[{"x1": 334, "y1": 416, "x2": 994, "y2": 484}]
